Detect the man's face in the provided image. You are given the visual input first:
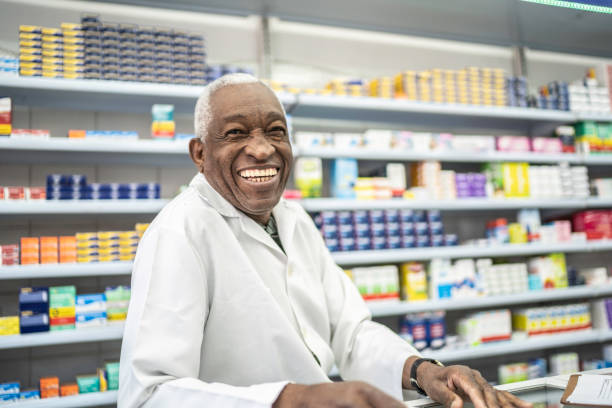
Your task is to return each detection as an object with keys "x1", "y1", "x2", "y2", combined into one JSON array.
[{"x1": 199, "y1": 83, "x2": 293, "y2": 223}]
